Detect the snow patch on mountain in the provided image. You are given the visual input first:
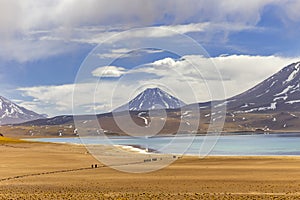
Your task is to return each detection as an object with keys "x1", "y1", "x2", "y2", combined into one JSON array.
[
  {"x1": 286, "y1": 100, "x2": 300, "y2": 104},
  {"x1": 138, "y1": 112, "x2": 149, "y2": 126},
  {"x1": 275, "y1": 85, "x2": 295, "y2": 96},
  {"x1": 283, "y1": 63, "x2": 300, "y2": 84}
]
